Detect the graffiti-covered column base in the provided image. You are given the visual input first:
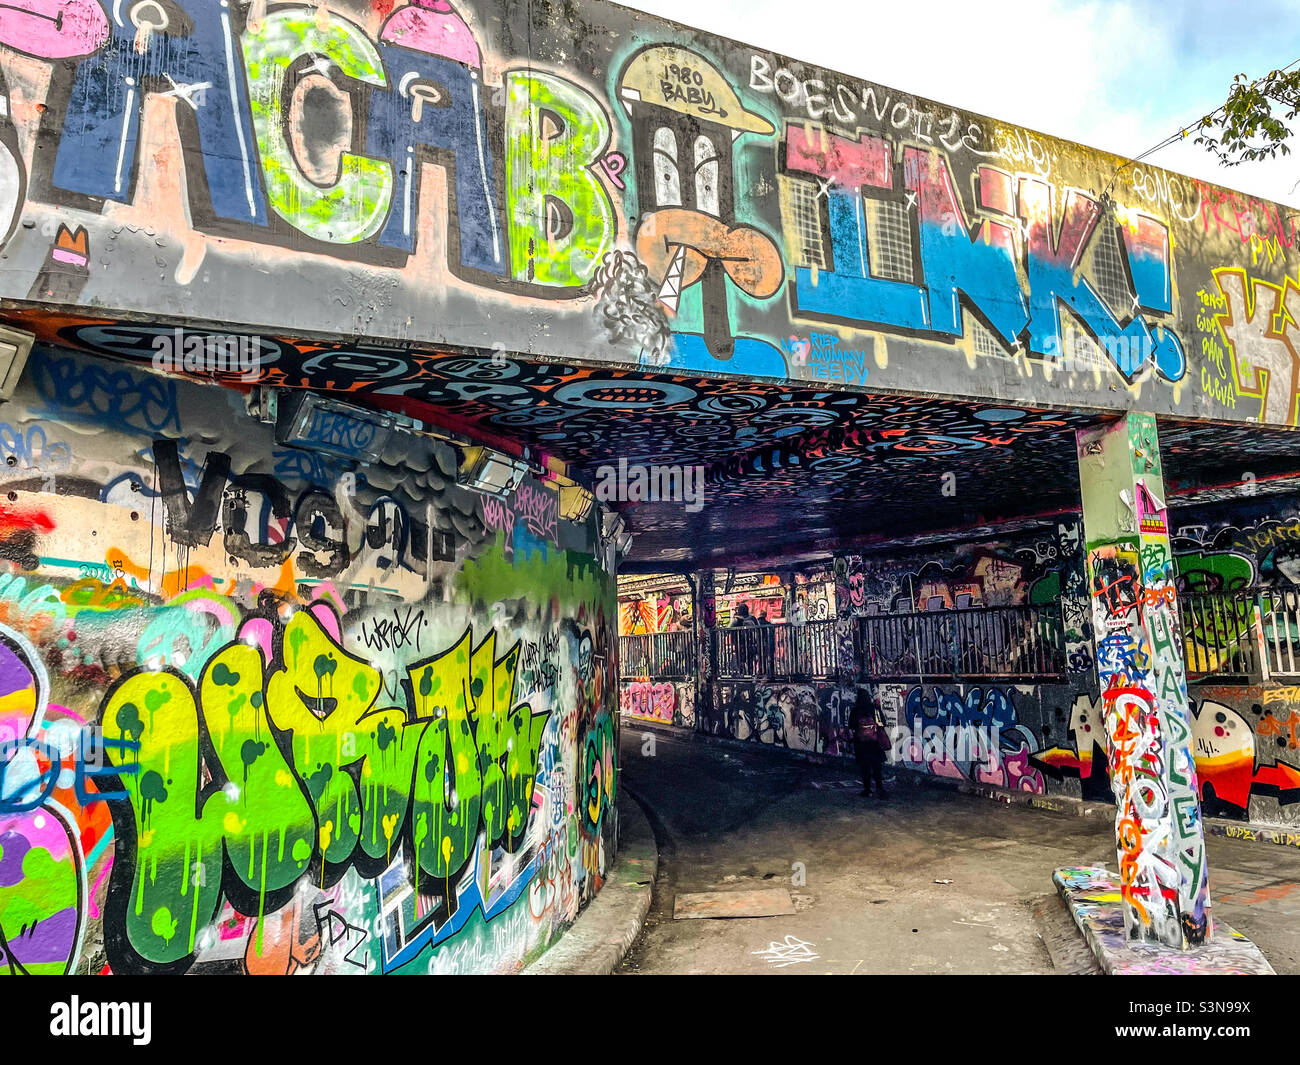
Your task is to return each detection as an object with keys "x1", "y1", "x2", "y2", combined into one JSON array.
[
  {"x1": 0, "y1": 344, "x2": 619, "y2": 976},
  {"x1": 1055, "y1": 868, "x2": 1273, "y2": 975},
  {"x1": 1077, "y1": 413, "x2": 1210, "y2": 949}
]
